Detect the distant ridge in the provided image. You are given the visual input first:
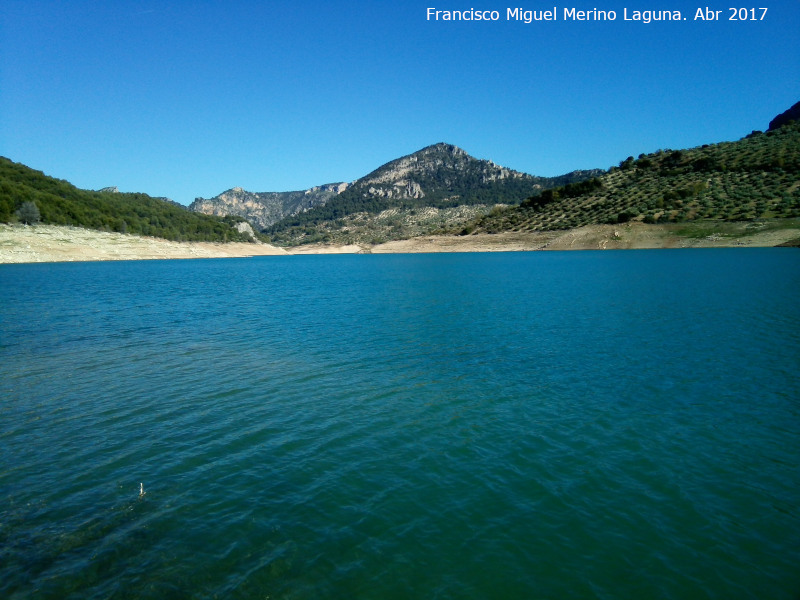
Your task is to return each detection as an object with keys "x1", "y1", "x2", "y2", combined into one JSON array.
[
  {"x1": 190, "y1": 183, "x2": 348, "y2": 230},
  {"x1": 196, "y1": 143, "x2": 600, "y2": 244},
  {"x1": 328, "y1": 142, "x2": 552, "y2": 208},
  {"x1": 5, "y1": 101, "x2": 796, "y2": 247}
]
